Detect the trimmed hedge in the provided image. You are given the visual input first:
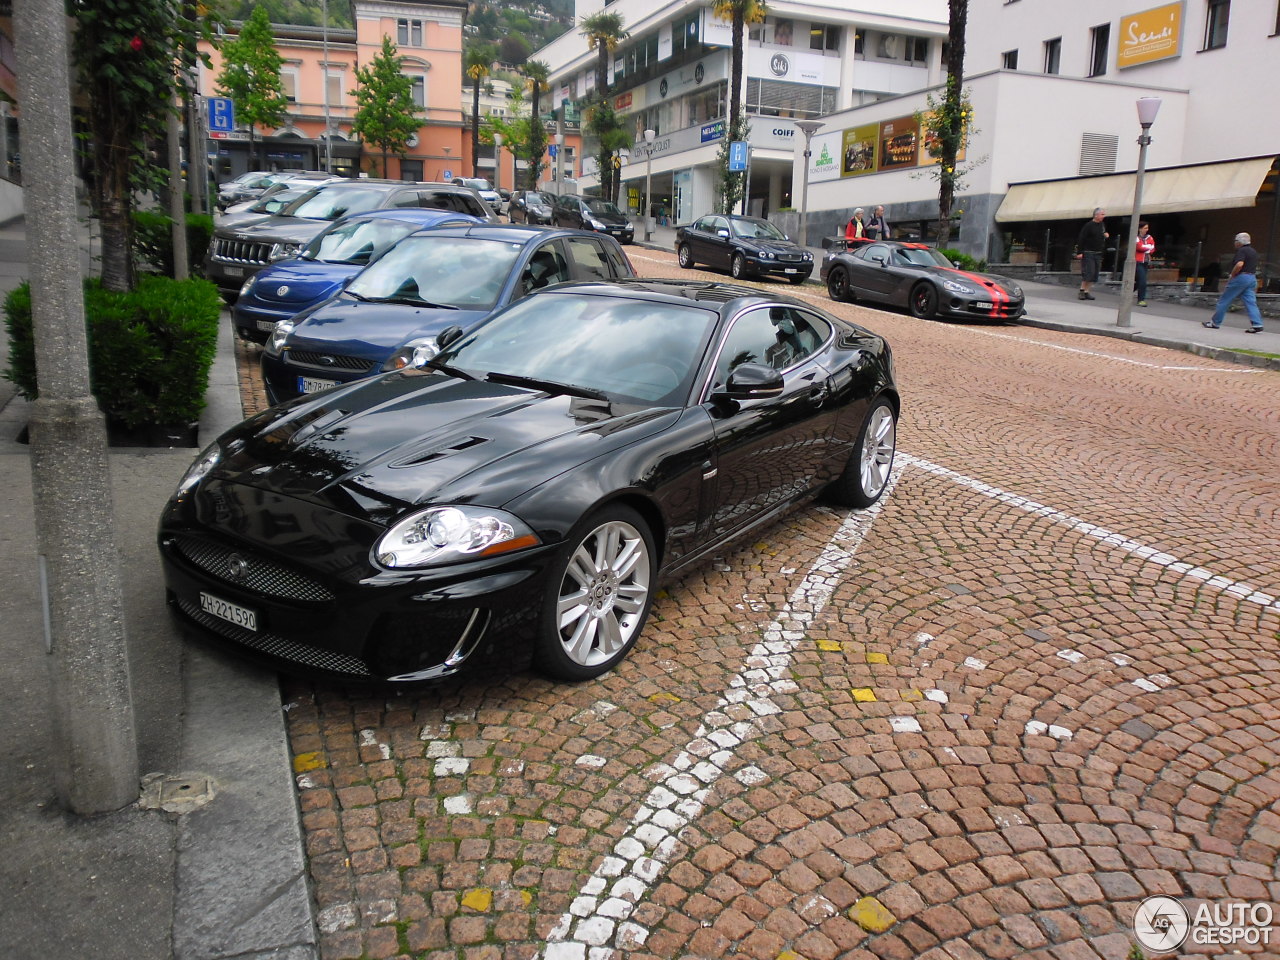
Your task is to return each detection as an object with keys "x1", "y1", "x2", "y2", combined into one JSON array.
[
  {"x1": 134, "y1": 210, "x2": 215, "y2": 278},
  {"x1": 3, "y1": 275, "x2": 222, "y2": 430},
  {"x1": 938, "y1": 248, "x2": 989, "y2": 273}
]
